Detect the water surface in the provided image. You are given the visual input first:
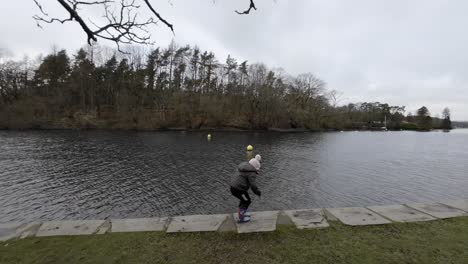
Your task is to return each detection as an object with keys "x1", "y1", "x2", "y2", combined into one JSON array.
[{"x1": 1, "y1": 129, "x2": 467, "y2": 223}]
